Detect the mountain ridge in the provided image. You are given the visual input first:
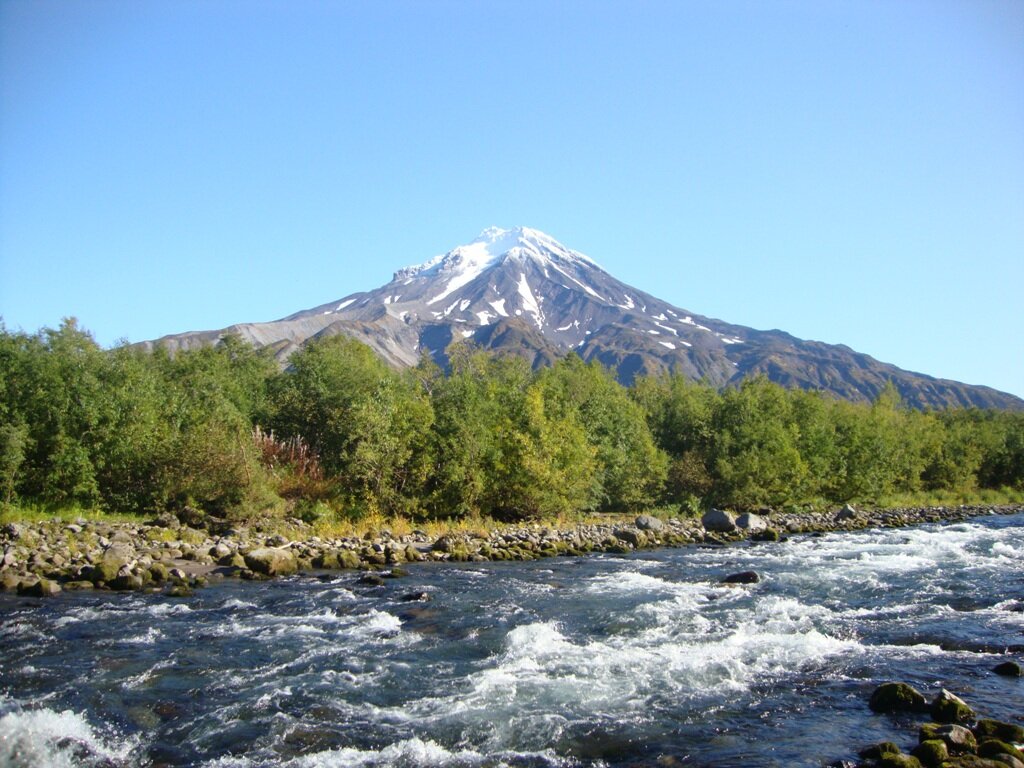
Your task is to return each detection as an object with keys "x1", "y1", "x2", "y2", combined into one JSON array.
[{"x1": 143, "y1": 227, "x2": 1024, "y2": 411}]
